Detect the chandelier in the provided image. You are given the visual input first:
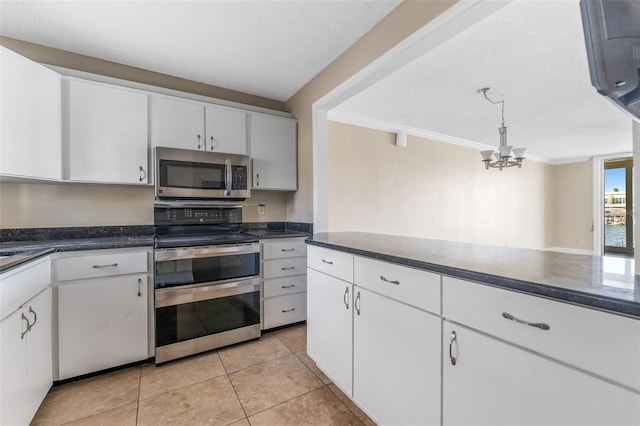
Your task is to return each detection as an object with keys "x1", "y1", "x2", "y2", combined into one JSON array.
[{"x1": 478, "y1": 87, "x2": 527, "y2": 170}]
